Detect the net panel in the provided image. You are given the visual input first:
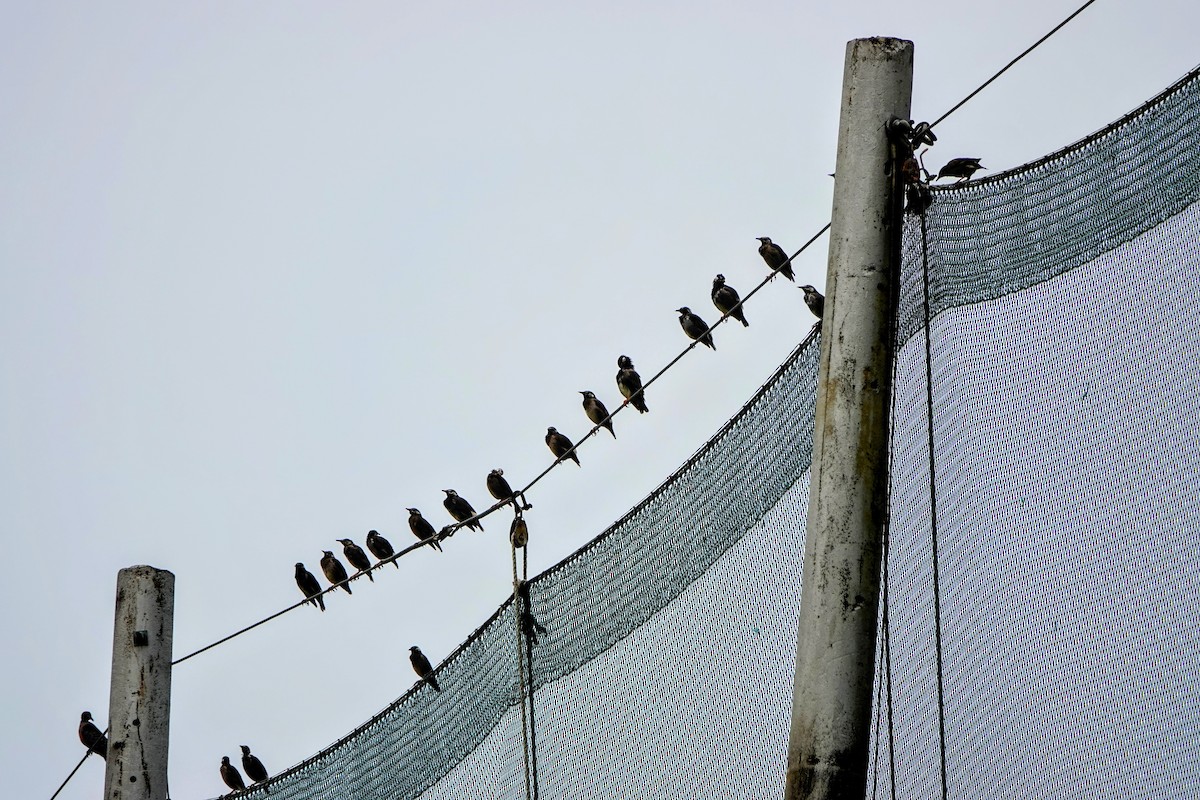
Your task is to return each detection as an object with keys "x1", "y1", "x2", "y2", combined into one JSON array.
[{"x1": 229, "y1": 66, "x2": 1200, "y2": 799}]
